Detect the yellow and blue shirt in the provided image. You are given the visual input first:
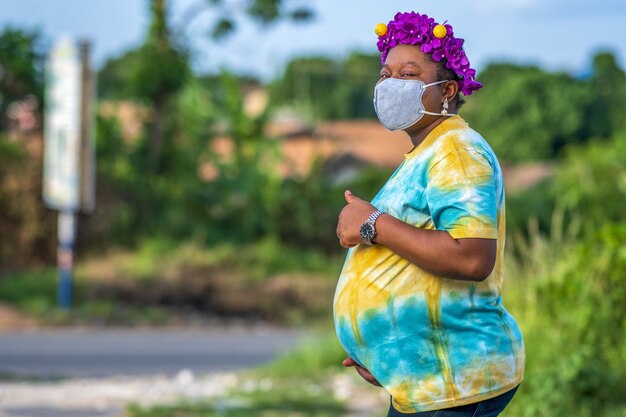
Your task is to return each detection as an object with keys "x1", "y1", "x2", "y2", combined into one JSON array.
[{"x1": 333, "y1": 116, "x2": 524, "y2": 413}]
